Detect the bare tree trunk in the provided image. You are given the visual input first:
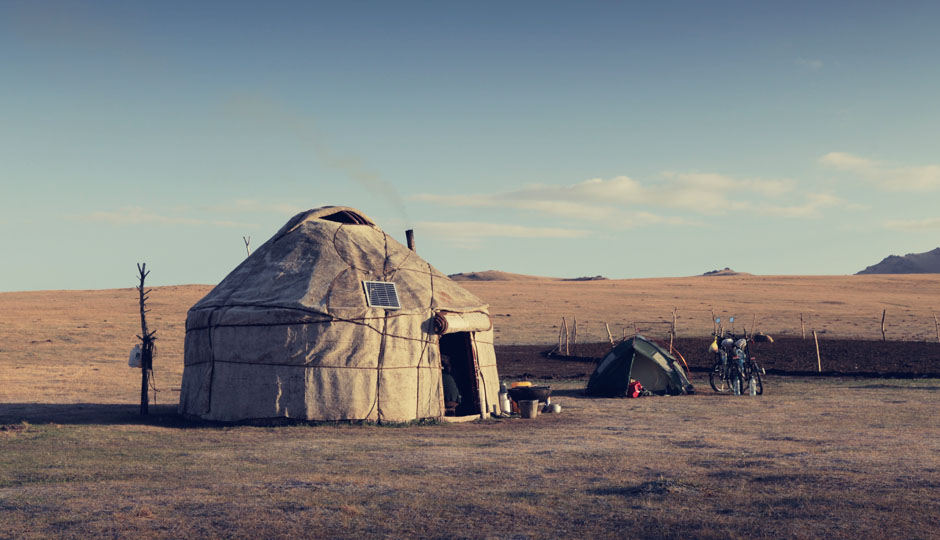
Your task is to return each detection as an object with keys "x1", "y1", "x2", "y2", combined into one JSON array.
[{"x1": 137, "y1": 263, "x2": 156, "y2": 416}]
